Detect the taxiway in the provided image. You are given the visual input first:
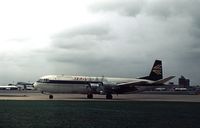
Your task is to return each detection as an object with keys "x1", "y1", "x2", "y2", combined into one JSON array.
[{"x1": 0, "y1": 91, "x2": 200, "y2": 102}]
